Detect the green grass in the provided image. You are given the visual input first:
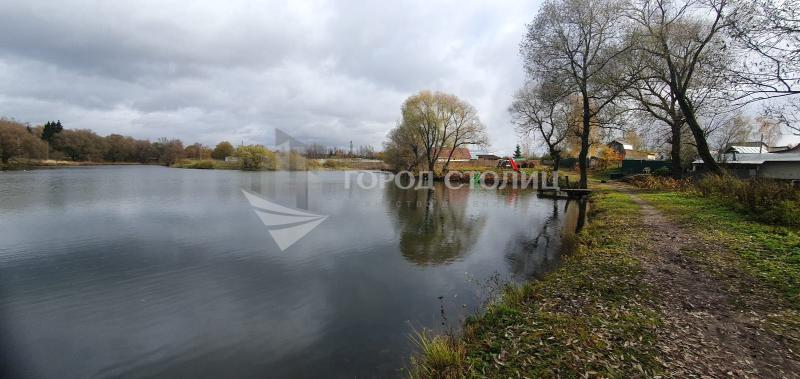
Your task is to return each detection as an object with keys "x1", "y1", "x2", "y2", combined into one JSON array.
[
  {"x1": 640, "y1": 192, "x2": 800, "y2": 303},
  {"x1": 409, "y1": 191, "x2": 665, "y2": 377}
]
